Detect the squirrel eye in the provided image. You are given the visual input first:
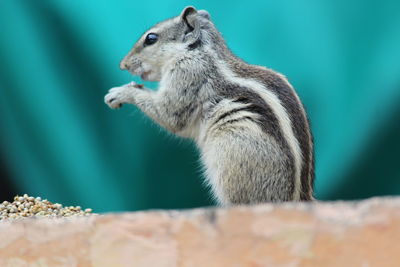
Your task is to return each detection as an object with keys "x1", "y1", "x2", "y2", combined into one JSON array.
[{"x1": 144, "y1": 33, "x2": 158, "y2": 46}]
